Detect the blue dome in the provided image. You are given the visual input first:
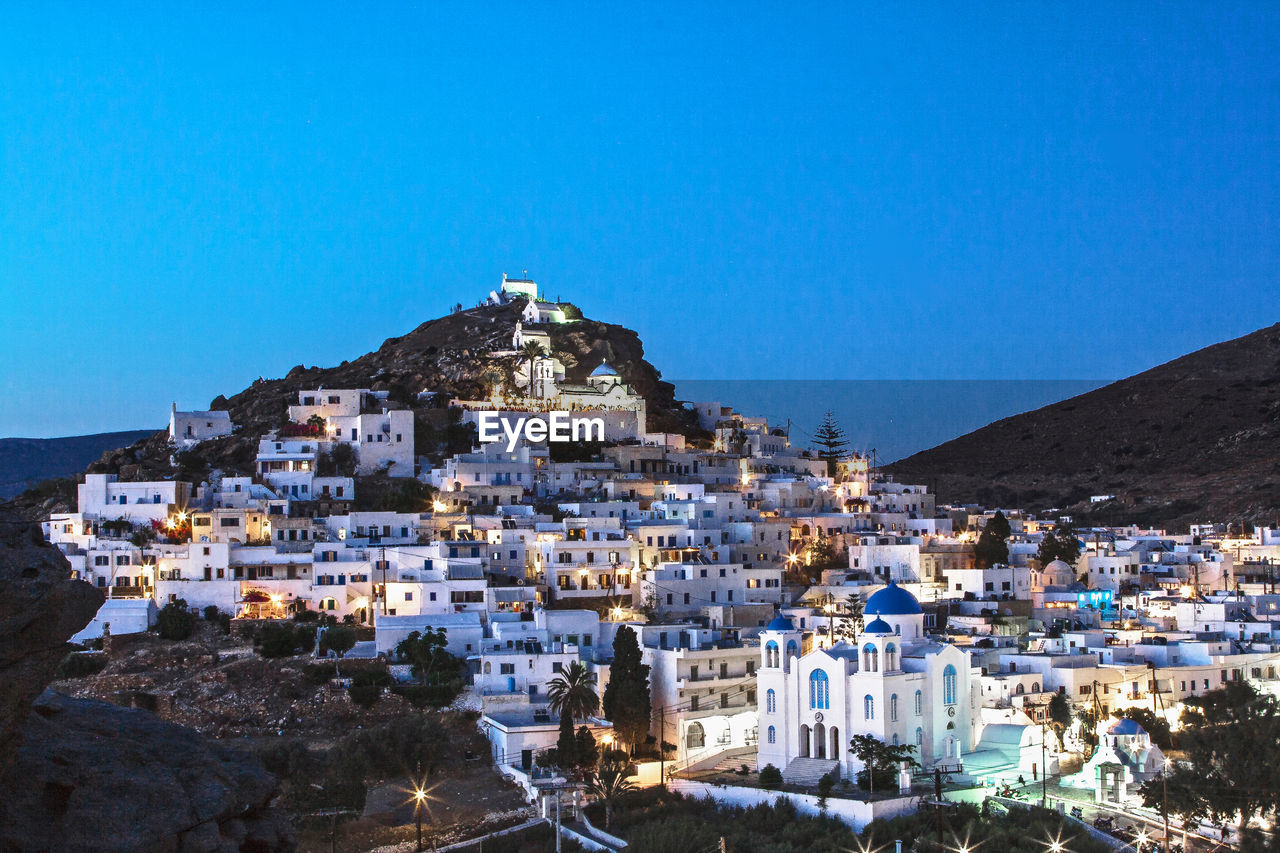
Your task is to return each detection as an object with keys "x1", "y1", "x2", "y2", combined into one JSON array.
[
  {"x1": 591, "y1": 362, "x2": 619, "y2": 377},
  {"x1": 864, "y1": 581, "x2": 922, "y2": 616},
  {"x1": 1108, "y1": 718, "x2": 1143, "y2": 736},
  {"x1": 863, "y1": 617, "x2": 893, "y2": 634},
  {"x1": 766, "y1": 615, "x2": 795, "y2": 631}
]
